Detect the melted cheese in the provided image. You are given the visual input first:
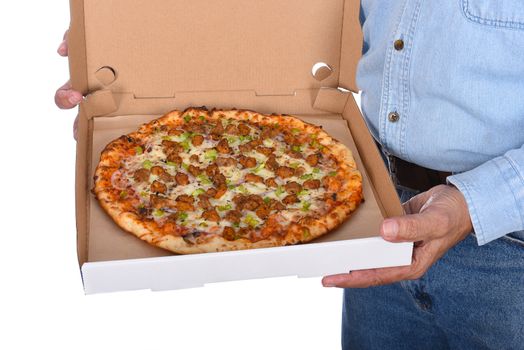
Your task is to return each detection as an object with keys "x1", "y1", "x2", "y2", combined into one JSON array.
[{"x1": 121, "y1": 118, "x2": 336, "y2": 236}]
